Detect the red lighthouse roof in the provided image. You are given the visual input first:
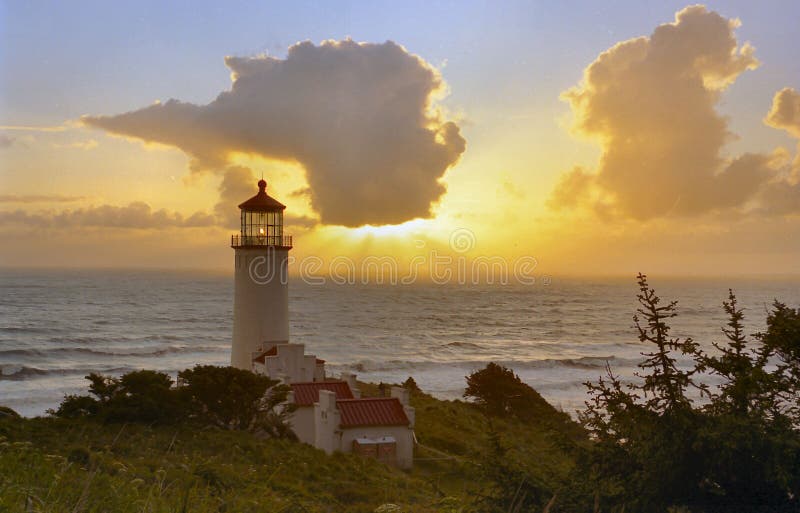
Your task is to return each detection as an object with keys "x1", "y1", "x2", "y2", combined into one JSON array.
[{"x1": 238, "y1": 179, "x2": 286, "y2": 211}]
